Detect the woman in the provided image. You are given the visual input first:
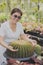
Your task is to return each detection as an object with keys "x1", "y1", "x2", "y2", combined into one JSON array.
[
  {"x1": 0, "y1": 8, "x2": 37, "y2": 64},
  {"x1": 0, "y1": 8, "x2": 37, "y2": 51}
]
